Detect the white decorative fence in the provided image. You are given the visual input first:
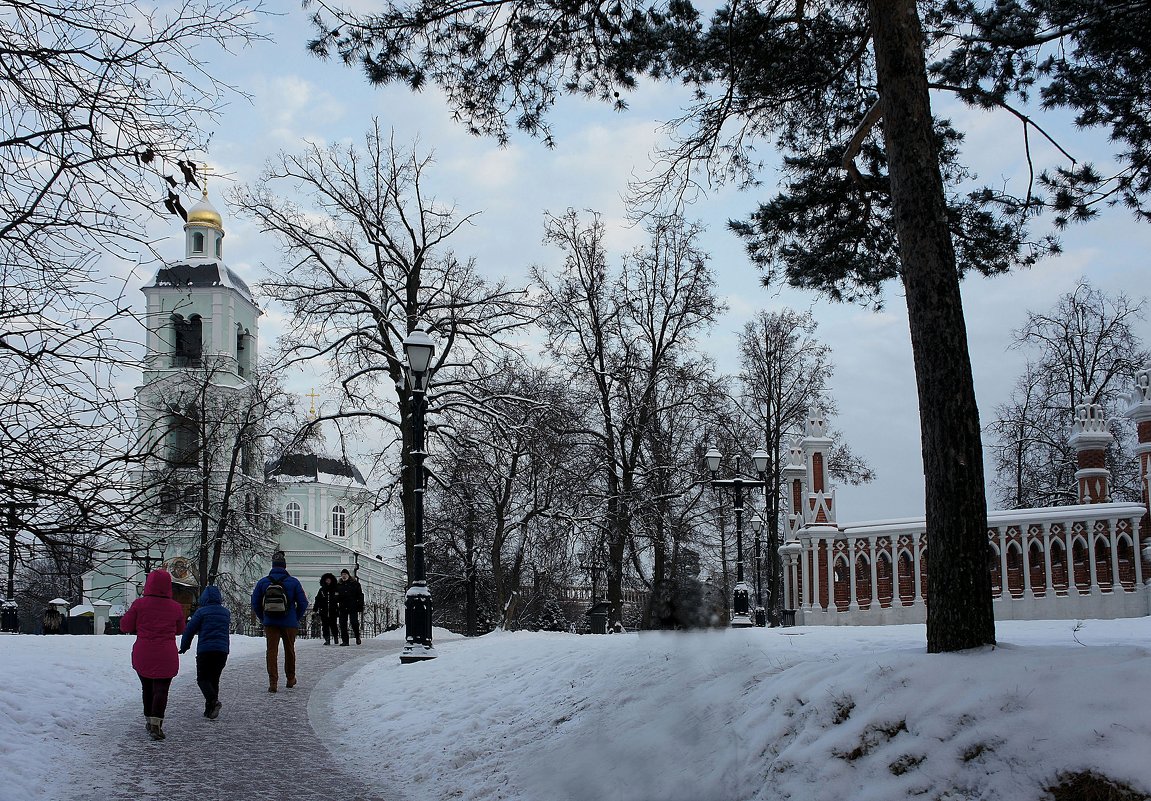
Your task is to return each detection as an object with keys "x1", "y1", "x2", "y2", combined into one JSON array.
[{"x1": 781, "y1": 502, "x2": 1148, "y2": 626}]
